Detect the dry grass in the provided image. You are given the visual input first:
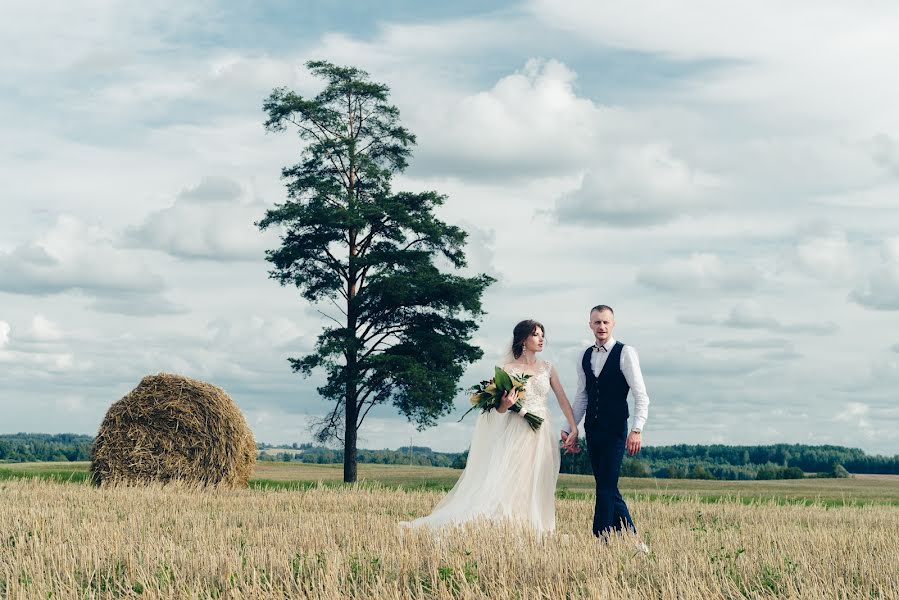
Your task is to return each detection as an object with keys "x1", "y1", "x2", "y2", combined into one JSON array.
[{"x1": 1, "y1": 477, "x2": 897, "y2": 599}]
